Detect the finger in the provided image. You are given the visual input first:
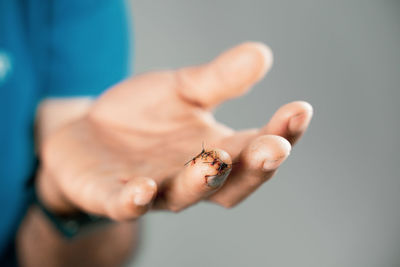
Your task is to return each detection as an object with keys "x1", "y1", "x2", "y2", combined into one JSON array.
[
  {"x1": 208, "y1": 135, "x2": 291, "y2": 208},
  {"x1": 59, "y1": 176, "x2": 158, "y2": 221},
  {"x1": 261, "y1": 101, "x2": 313, "y2": 145},
  {"x1": 153, "y1": 148, "x2": 232, "y2": 212},
  {"x1": 217, "y1": 101, "x2": 313, "y2": 158},
  {"x1": 217, "y1": 128, "x2": 258, "y2": 160},
  {"x1": 105, "y1": 177, "x2": 157, "y2": 221},
  {"x1": 176, "y1": 42, "x2": 273, "y2": 108}
]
